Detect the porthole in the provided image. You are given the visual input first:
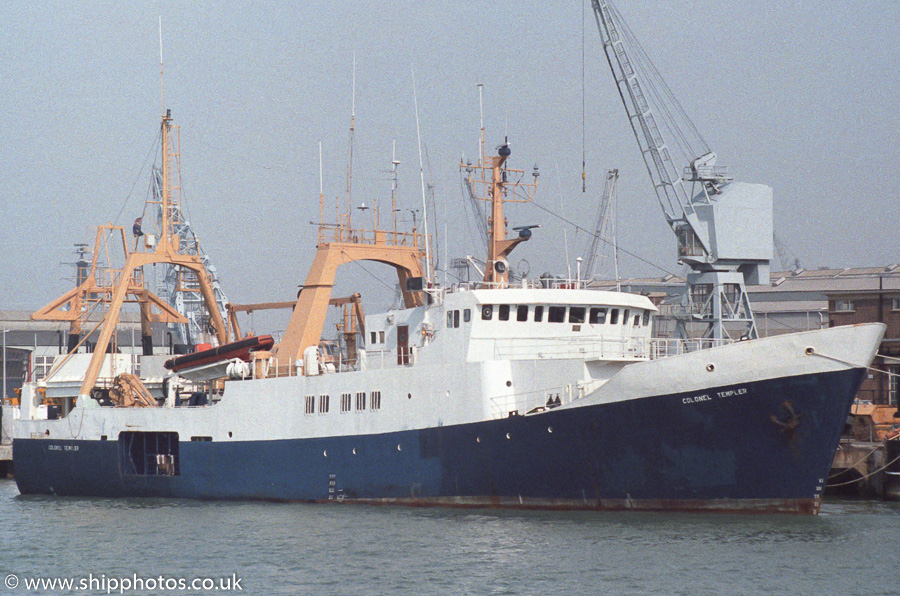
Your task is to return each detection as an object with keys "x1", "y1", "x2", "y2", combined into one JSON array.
[
  {"x1": 407, "y1": 393, "x2": 412, "y2": 400},
  {"x1": 805, "y1": 347, "x2": 815, "y2": 355},
  {"x1": 323, "y1": 450, "x2": 328, "y2": 457},
  {"x1": 397, "y1": 444, "x2": 402, "y2": 451},
  {"x1": 506, "y1": 432, "x2": 511, "y2": 440},
  {"x1": 352, "y1": 447, "x2": 357, "y2": 455},
  {"x1": 506, "y1": 381, "x2": 512, "y2": 387},
  {"x1": 706, "y1": 363, "x2": 715, "y2": 372},
  {"x1": 547, "y1": 426, "x2": 553, "y2": 434},
  {"x1": 476, "y1": 436, "x2": 481, "y2": 443},
  {"x1": 228, "y1": 431, "x2": 233, "y2": 438}
]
